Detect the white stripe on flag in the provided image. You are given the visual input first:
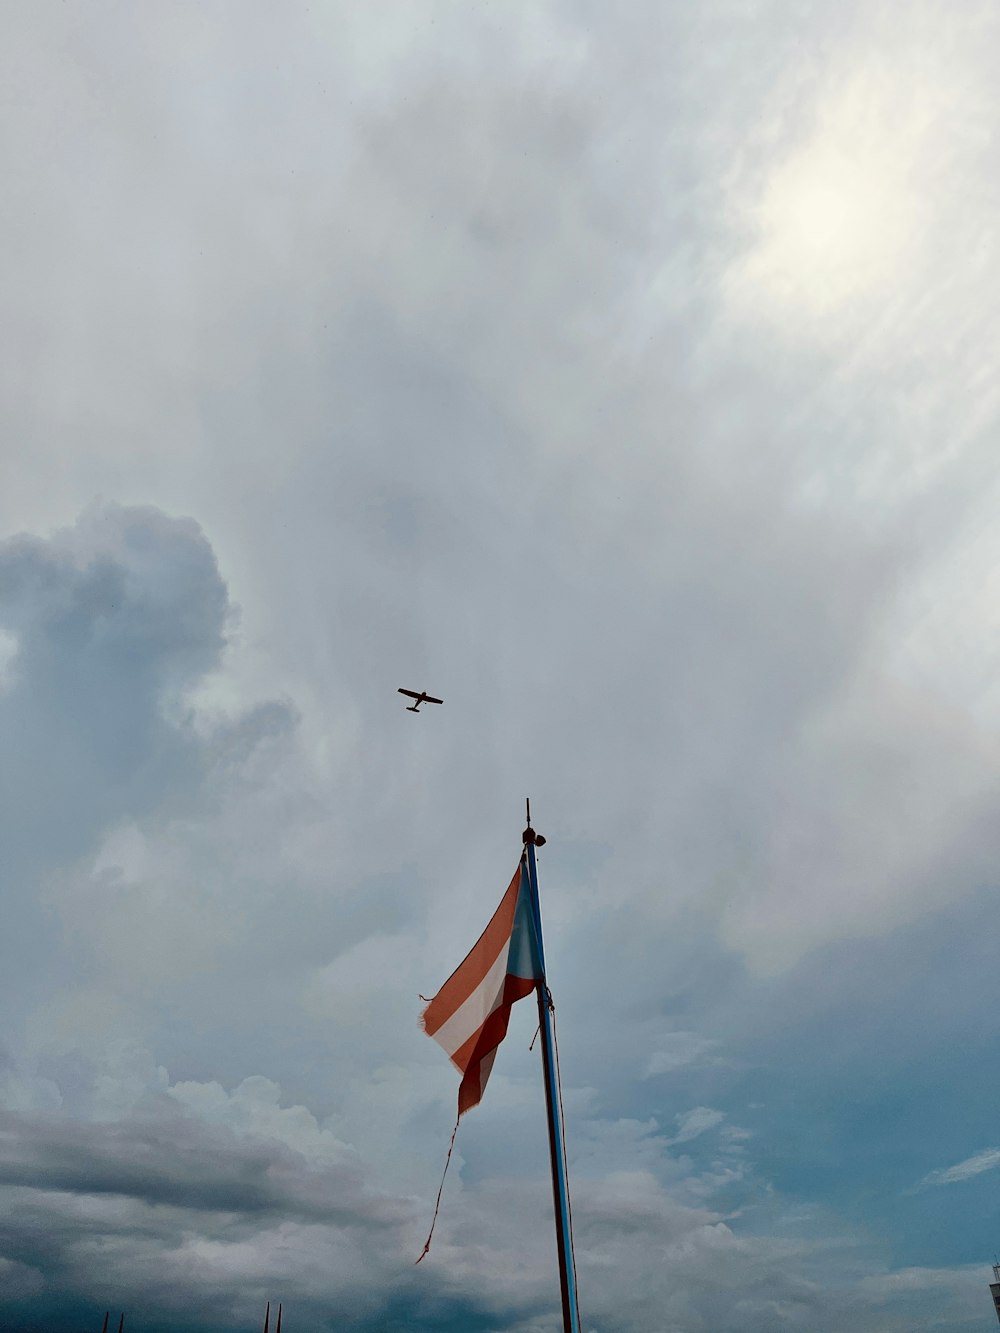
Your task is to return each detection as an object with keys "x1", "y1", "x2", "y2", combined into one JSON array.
[{"x1": 430, "y1": 940, "x2": 511, "y2": 1062}]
